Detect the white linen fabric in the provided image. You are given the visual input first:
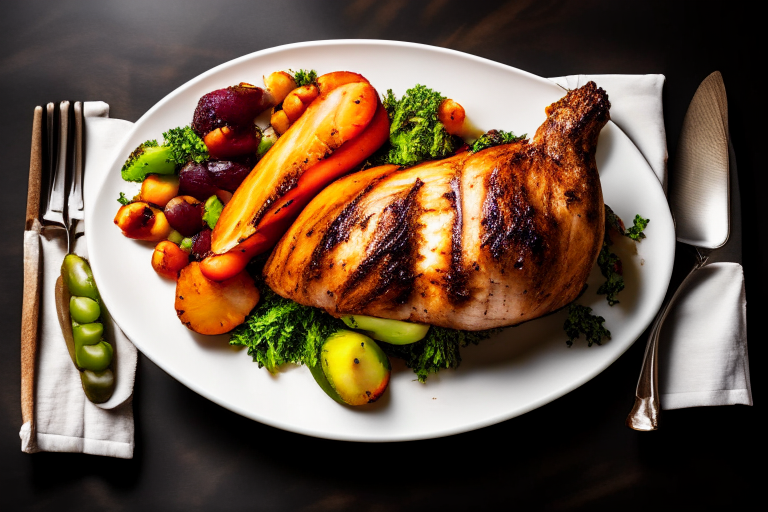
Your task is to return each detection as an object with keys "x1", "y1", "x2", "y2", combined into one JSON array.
[
  {"x1": 20, "y1": 102, "x2": 137, "y2": 458},
  {"x1": 551, "y1": 74, "x2": 751, "y2": 410}
]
